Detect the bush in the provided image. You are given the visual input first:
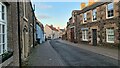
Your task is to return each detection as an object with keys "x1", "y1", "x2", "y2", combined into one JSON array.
[{"x1": 2, "y1": 51, "x2": 13, "y2": 62}]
